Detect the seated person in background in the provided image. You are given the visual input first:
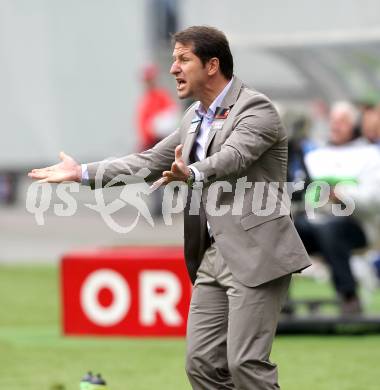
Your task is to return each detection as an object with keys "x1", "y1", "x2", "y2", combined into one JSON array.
[
  {"x1": 294, "y1": 101, "x2": 380, "y2": 315},
  {"x1": 359, "y1": 102, "x2": 380, "y2": 281},
  {"x1": 361, "y1": 102, "x2": 380, "y2": 145},
  {"x1": 286, "y1": 112, "x2": 316, "y2": 203}
]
